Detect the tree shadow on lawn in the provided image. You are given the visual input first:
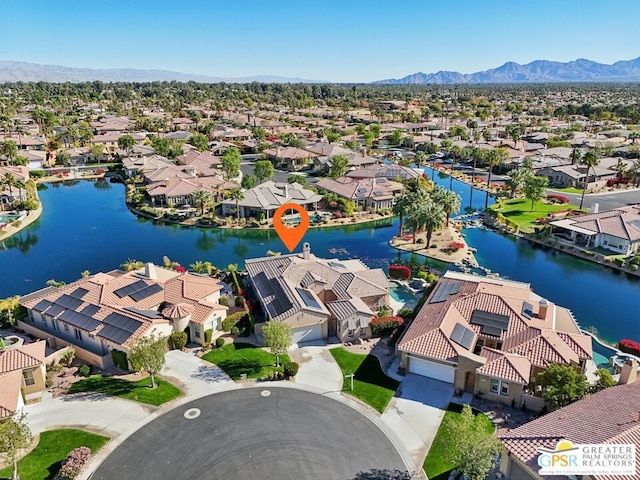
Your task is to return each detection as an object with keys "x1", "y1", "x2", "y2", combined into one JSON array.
[
  {"x1": 67, "y1": 376, "x2": 136, "y2": 397},
  {"x1": 216, "y1": 358, "x2": 263, "y2": 380}
]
